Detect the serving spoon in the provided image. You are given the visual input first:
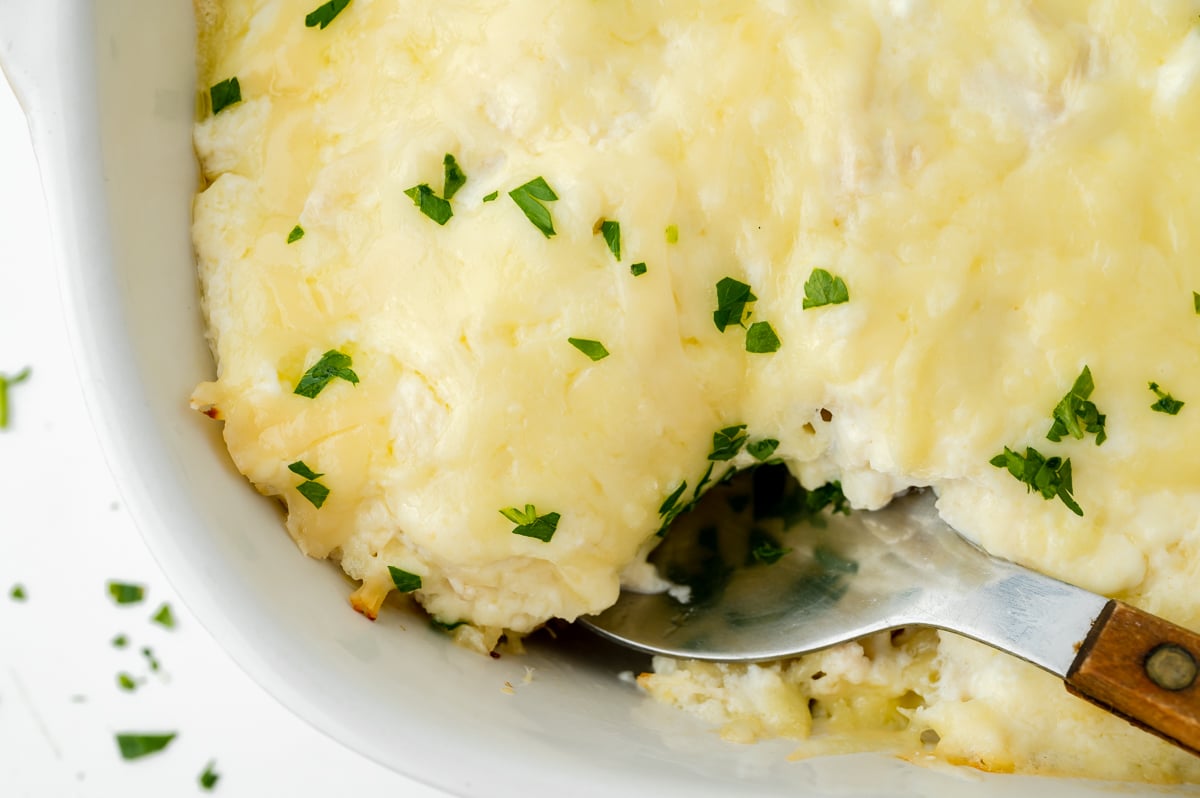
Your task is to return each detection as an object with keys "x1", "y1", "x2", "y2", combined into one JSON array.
[{"x1": 581, "y1": 466, "x2": 1200, "y2": 756}]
